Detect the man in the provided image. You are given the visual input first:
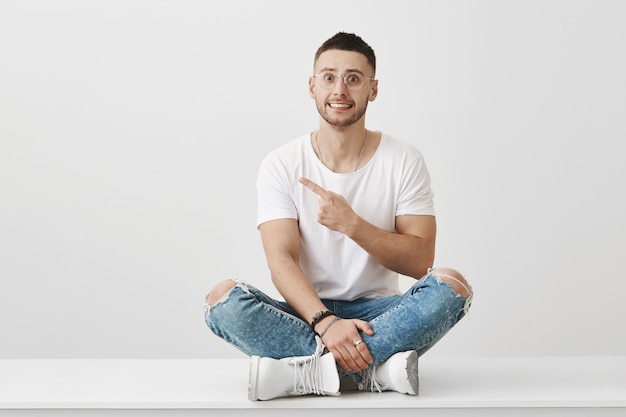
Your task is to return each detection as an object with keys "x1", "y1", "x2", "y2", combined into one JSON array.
[{"x1": 204, "y1": 32, "x2": 472, "y2": 401}]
